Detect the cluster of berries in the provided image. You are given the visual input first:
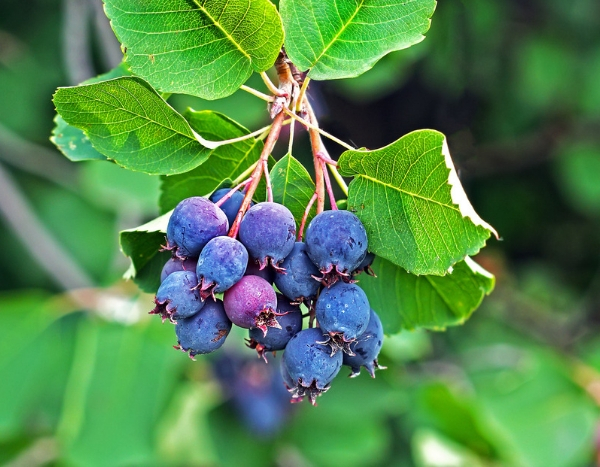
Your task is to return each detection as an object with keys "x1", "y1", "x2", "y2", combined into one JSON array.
[{"x1": 152, "y1": 189, "x2": 385, "y2": 405}]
